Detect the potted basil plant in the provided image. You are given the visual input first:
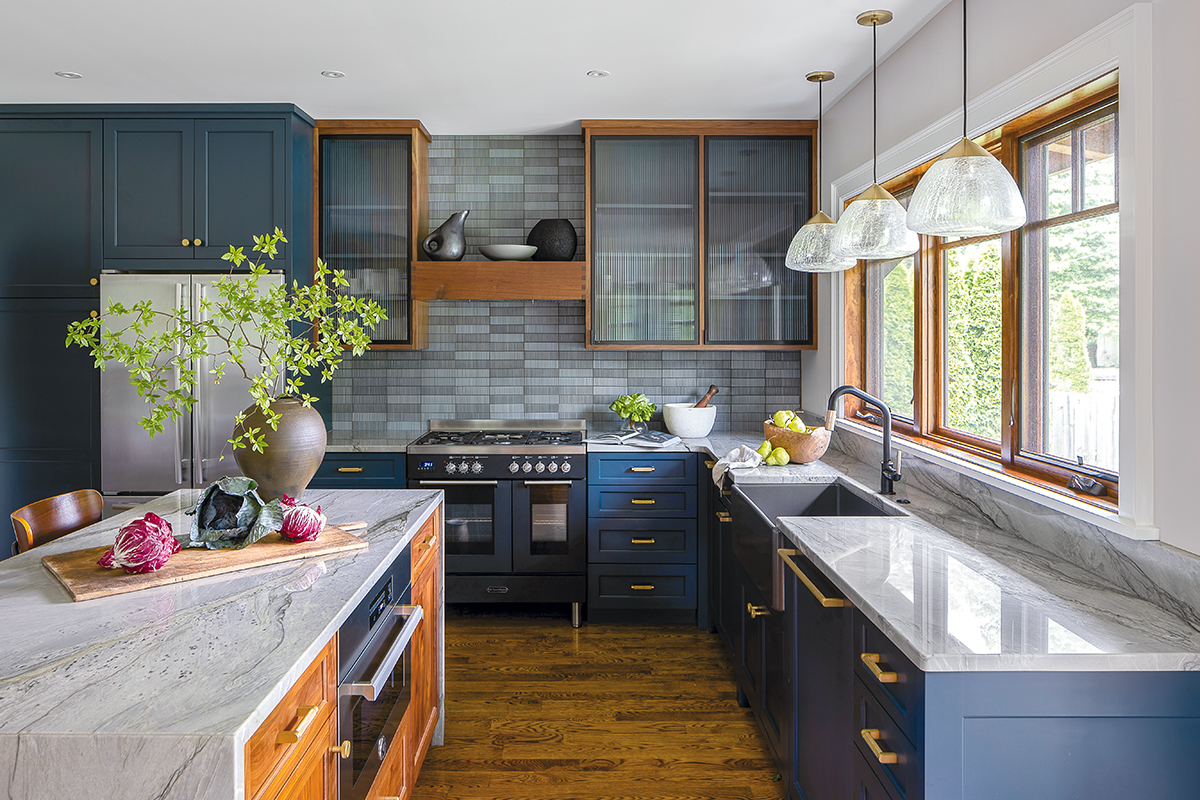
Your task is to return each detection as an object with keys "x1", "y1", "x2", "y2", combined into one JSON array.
[{"x1": 65, "y1": 229, "x2": 386, "y2": 500}]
